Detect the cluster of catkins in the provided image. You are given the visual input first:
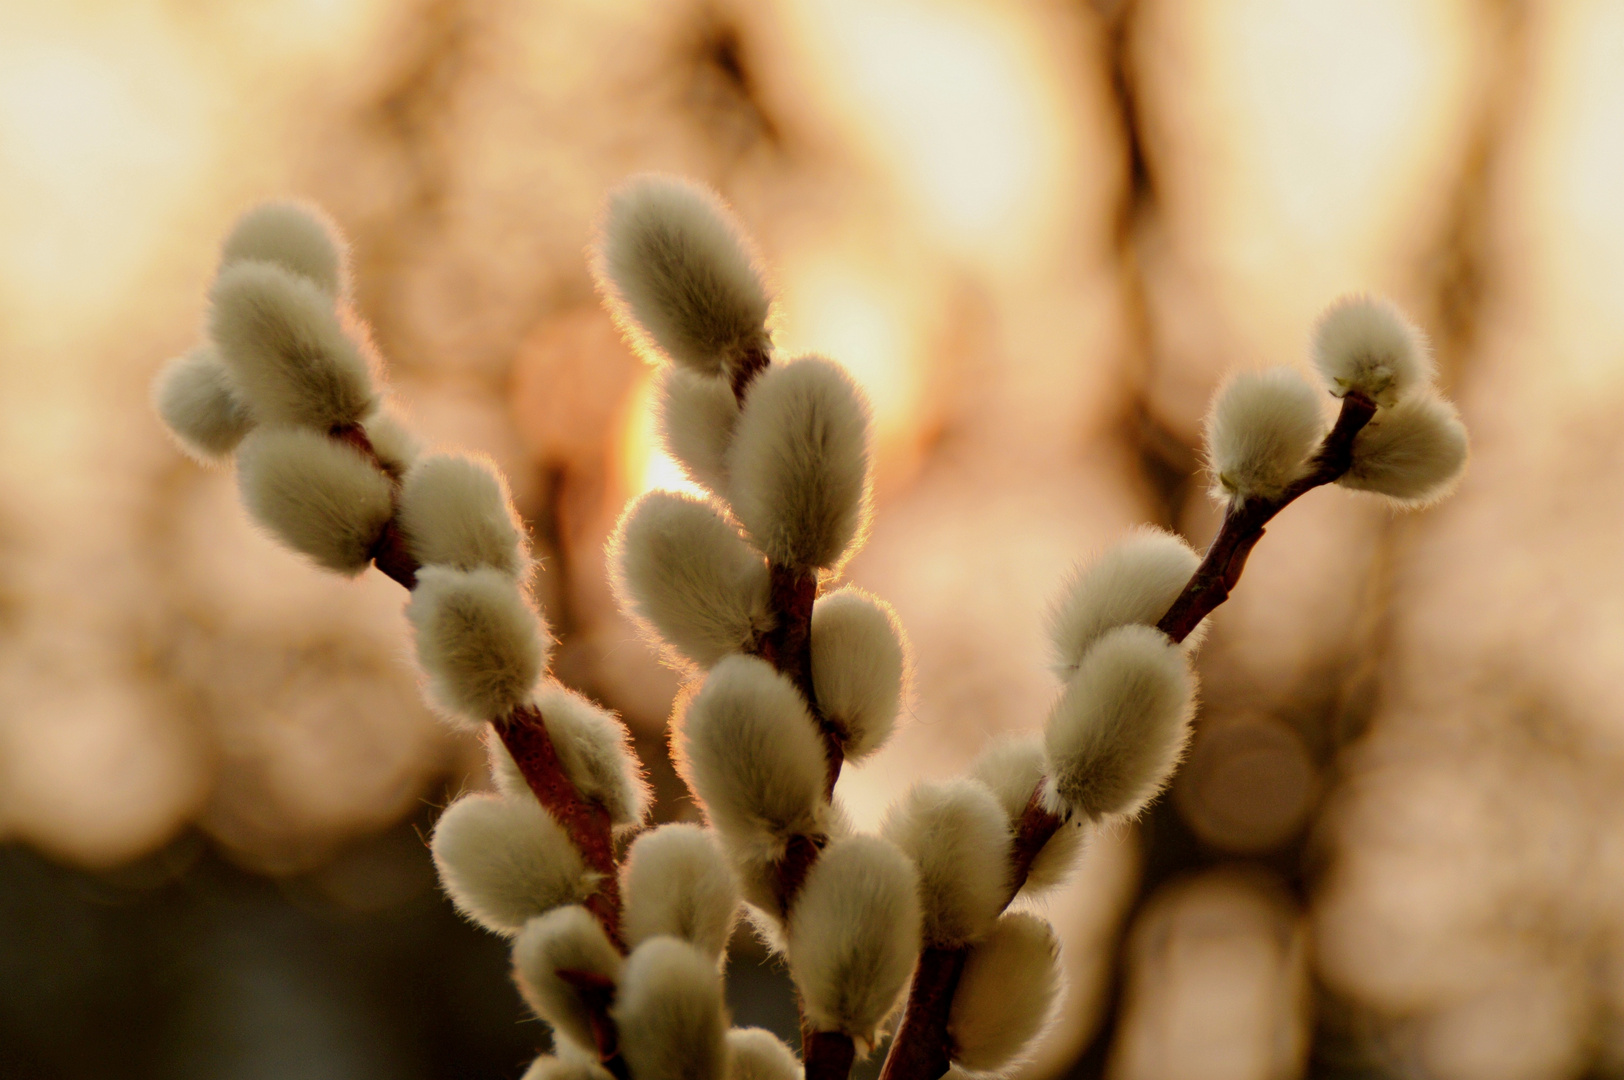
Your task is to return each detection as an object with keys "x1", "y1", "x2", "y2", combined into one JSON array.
[{"x1": 152, "y1": 174, "x2": 1466, "y2": 1080}]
